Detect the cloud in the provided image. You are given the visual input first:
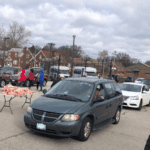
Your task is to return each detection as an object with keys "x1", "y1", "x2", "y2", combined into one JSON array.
[{"x1": 0, "y1": 0, "x2": 150, "y2": 63}]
